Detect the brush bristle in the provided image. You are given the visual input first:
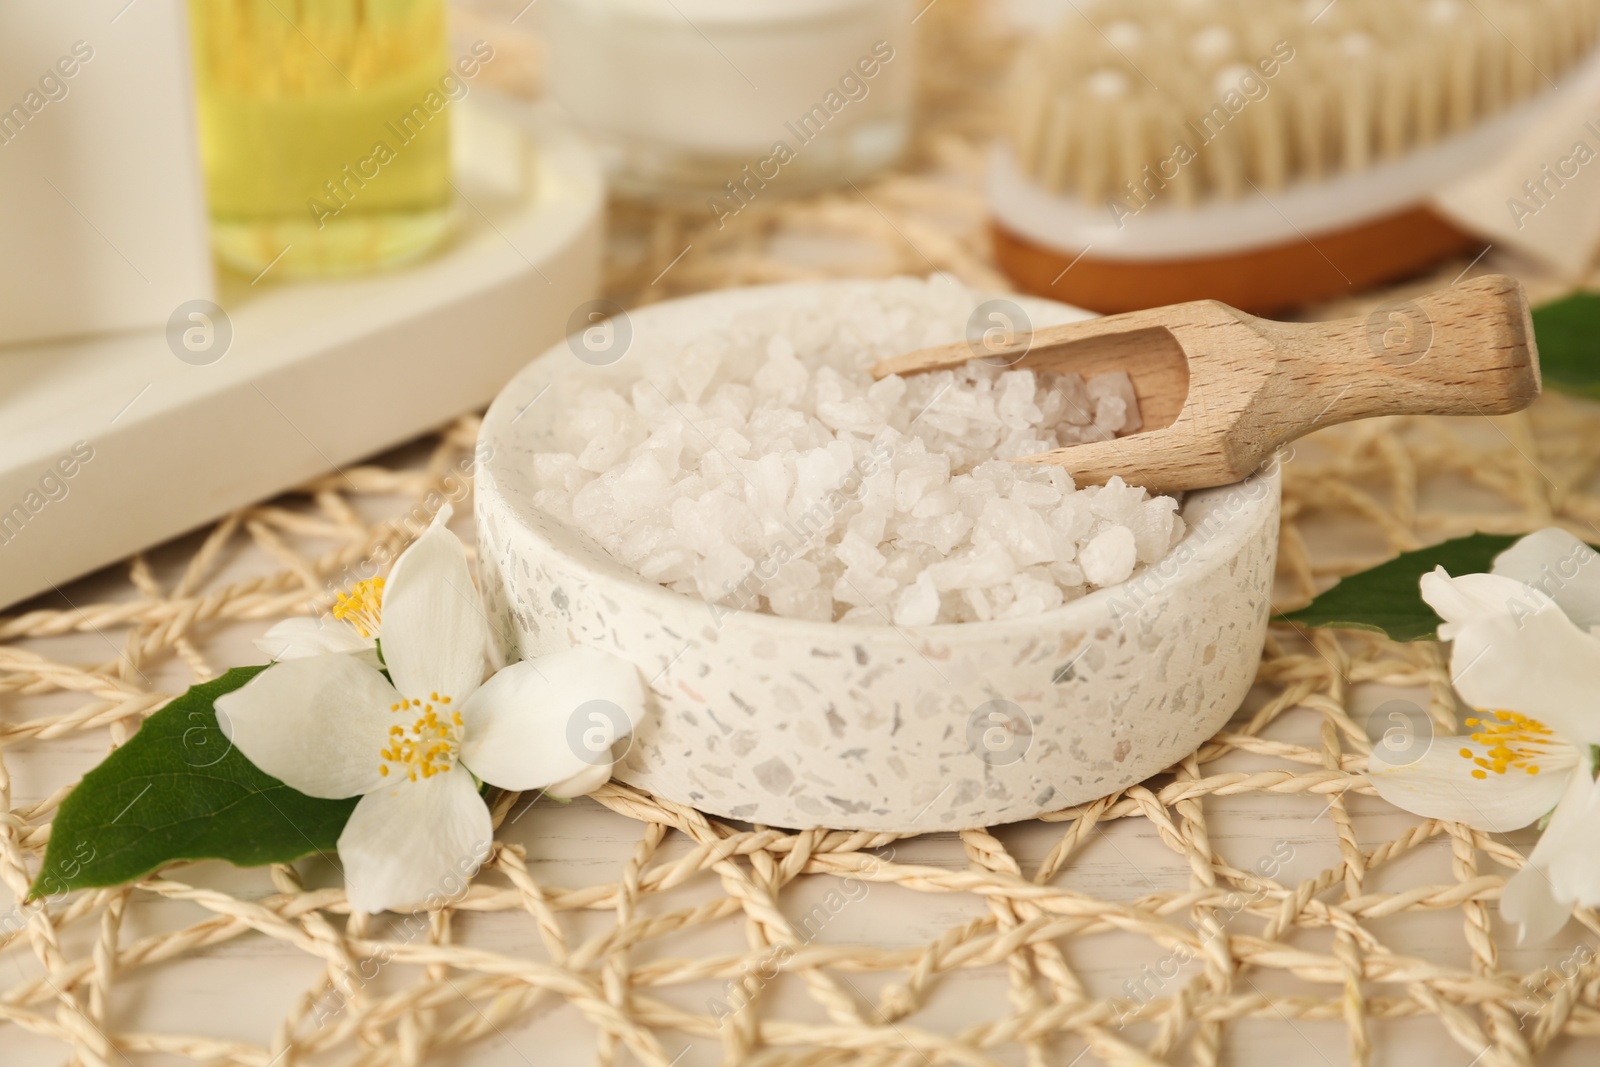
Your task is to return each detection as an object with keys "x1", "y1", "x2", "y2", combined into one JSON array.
[{"x1": 1008, "y1": 0, "x2": 1600, "y2": 204}]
